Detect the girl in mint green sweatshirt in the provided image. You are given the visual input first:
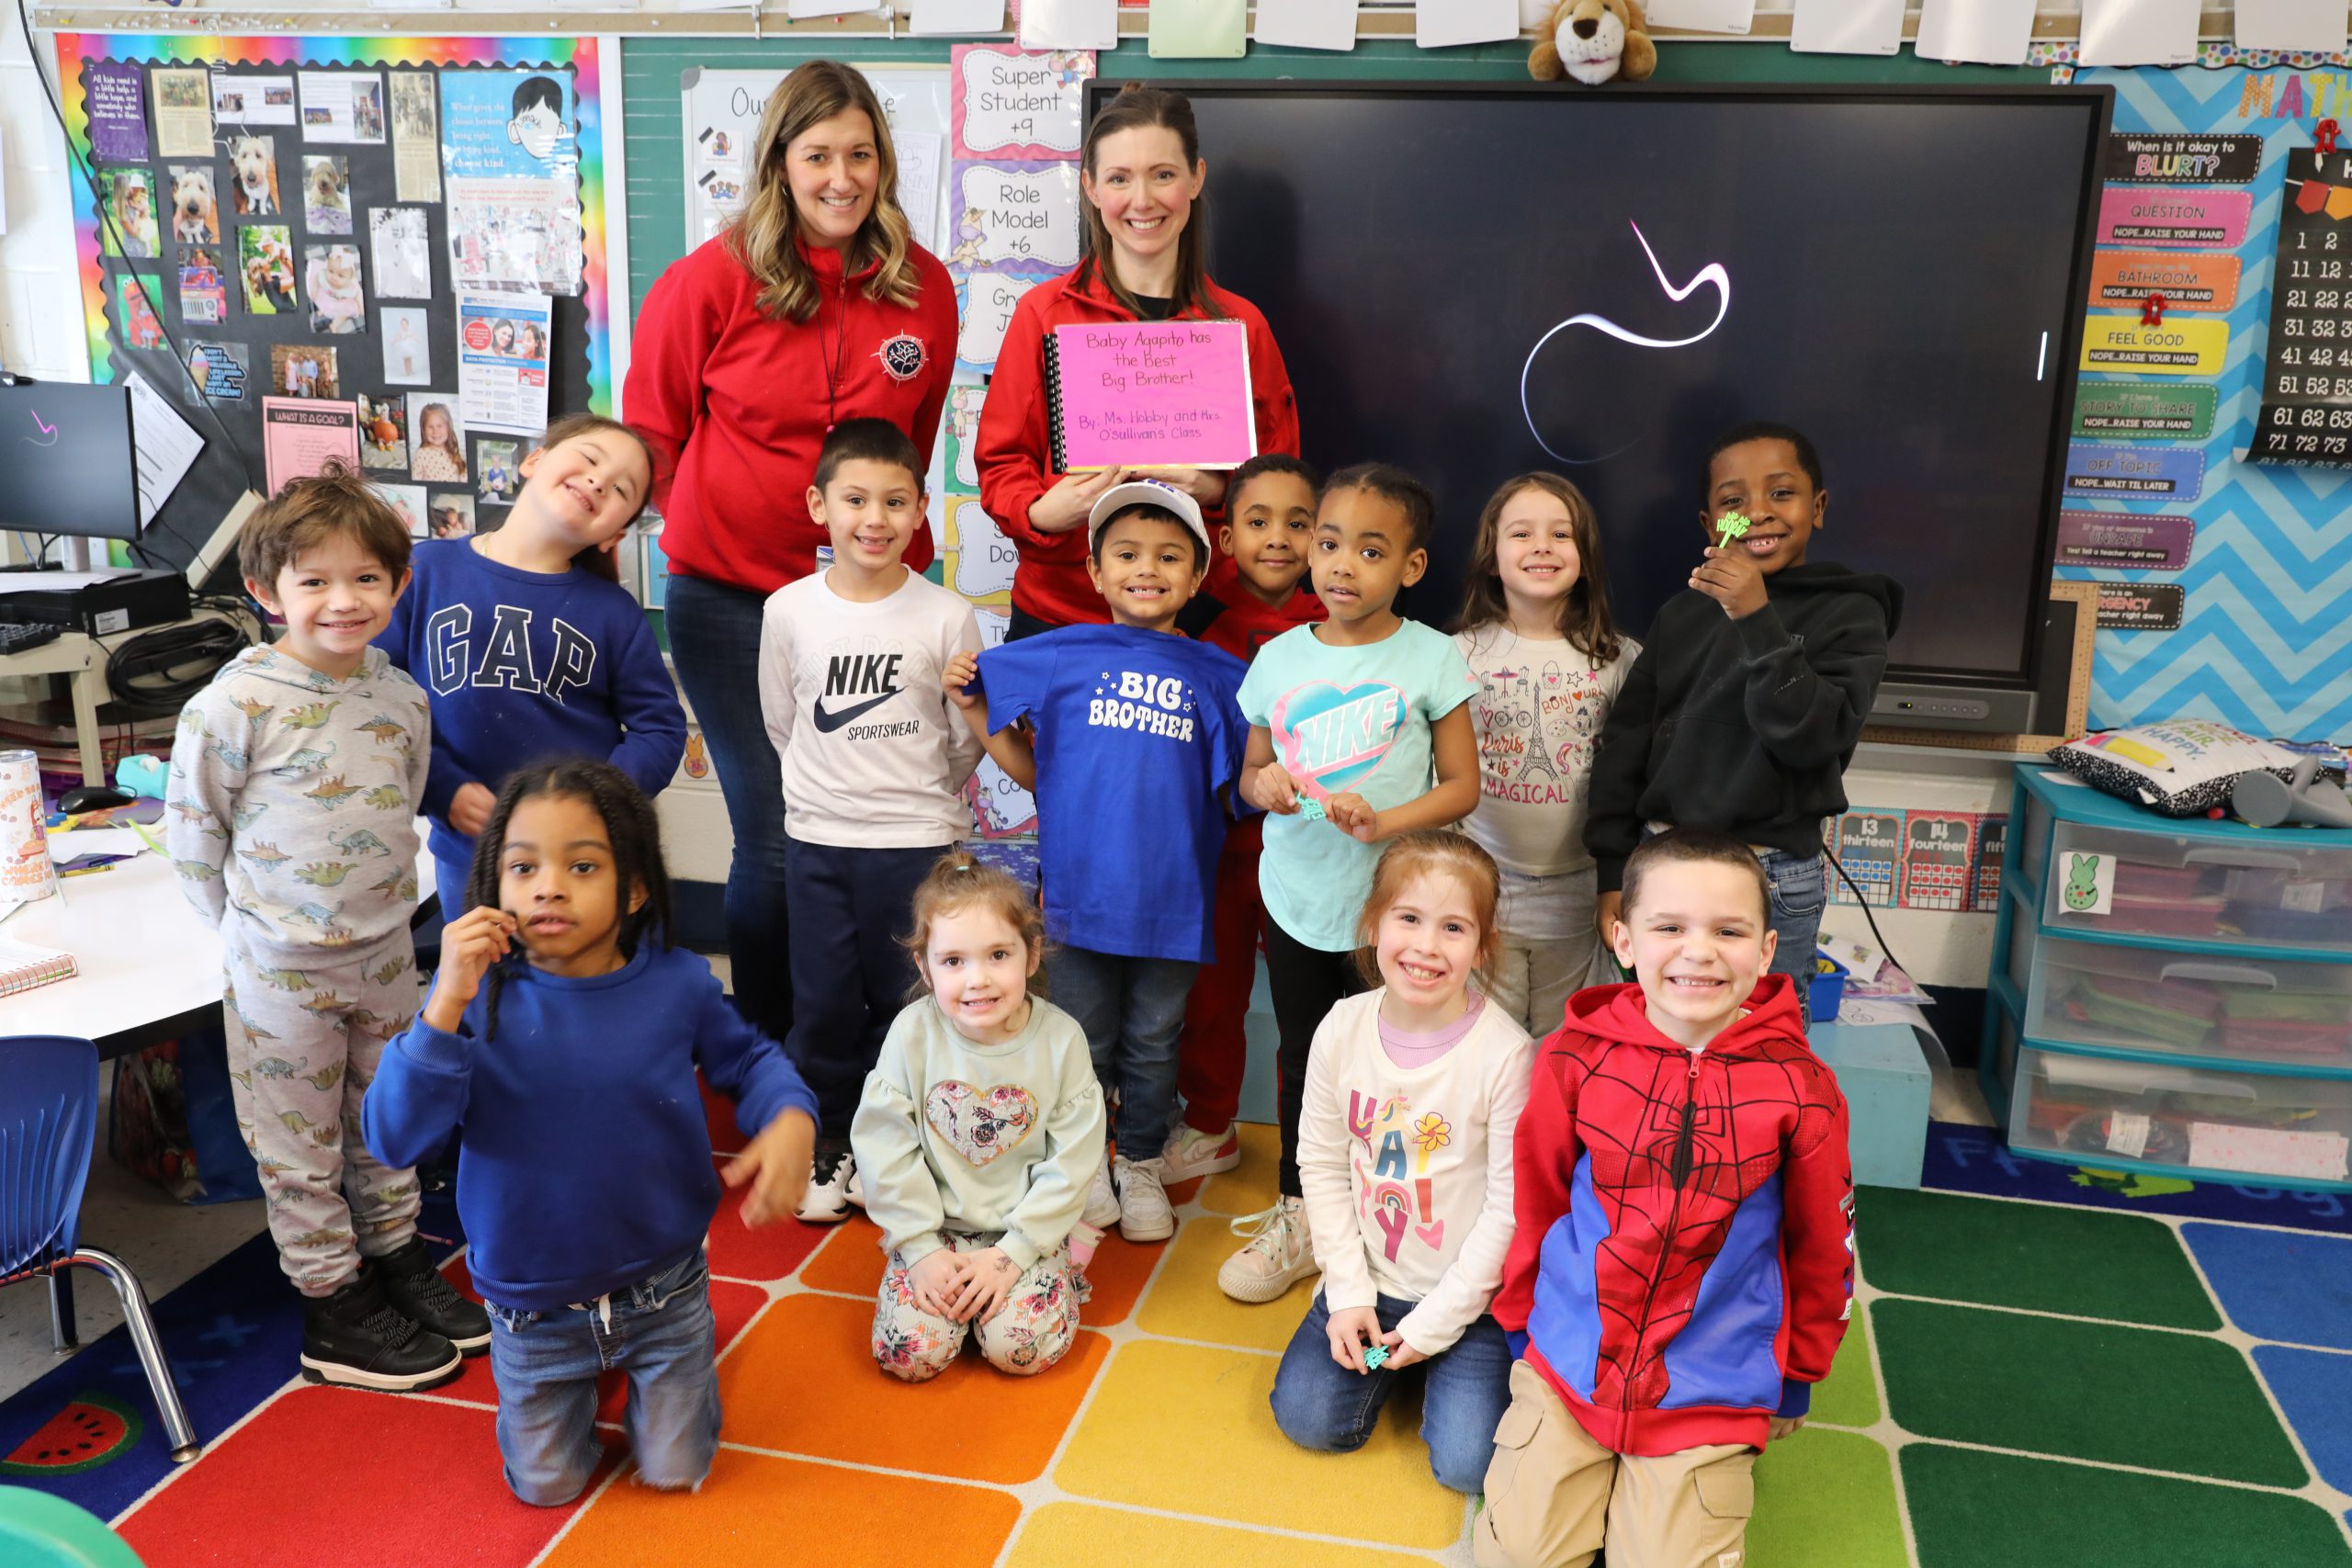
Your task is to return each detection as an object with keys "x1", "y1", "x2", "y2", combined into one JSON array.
[{"x1": 851, "y1": 853, "x2": 1106, "y2": 1381}]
